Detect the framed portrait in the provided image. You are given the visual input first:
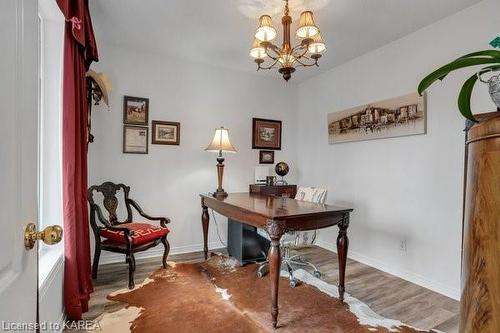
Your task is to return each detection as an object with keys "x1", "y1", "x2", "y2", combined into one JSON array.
[
  {"x1": 152, "y1": 121, "x2": 180, "y2": 145},
  {"x1": 123, "y1": 125, "x2": 148, "y2": 154},
  {"x1": 252, "y1": 118, "x2": 282, "y2": 150},
  {"x1": 259, "y1": 150, "x2": 274, "y2": 164},
  {"x1": 123, "y1": 96, "x2": 149, "y2": 125}
]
